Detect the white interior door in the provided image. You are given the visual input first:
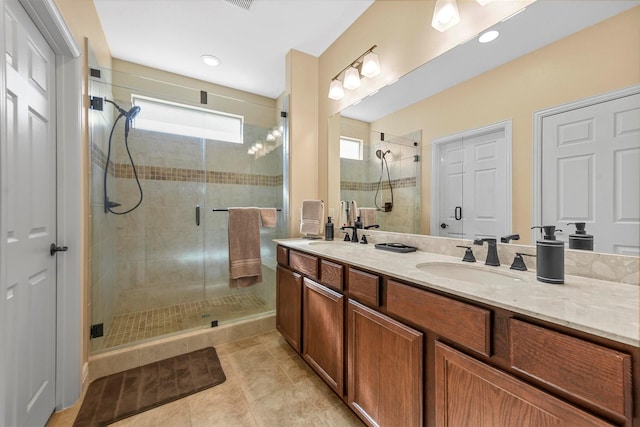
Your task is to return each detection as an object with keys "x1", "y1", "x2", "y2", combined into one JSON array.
[
  {"x1": 438, "y1": 138, "x2": 464, "y2": 238},
  {"x1": 434, "y1": 124, "x2": 510, "y2": 240},
  {"x1": 4, "y1": 2, "x2": 57, "y2": 426},
  {"x1": 542, "y1": 93, "x2": 640, "y2": 254}
]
